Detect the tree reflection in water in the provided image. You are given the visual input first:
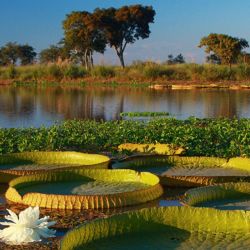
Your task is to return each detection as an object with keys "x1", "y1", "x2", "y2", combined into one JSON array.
[{"x1": 0, "y1": 86, "x2": 249, "y2": 128}]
